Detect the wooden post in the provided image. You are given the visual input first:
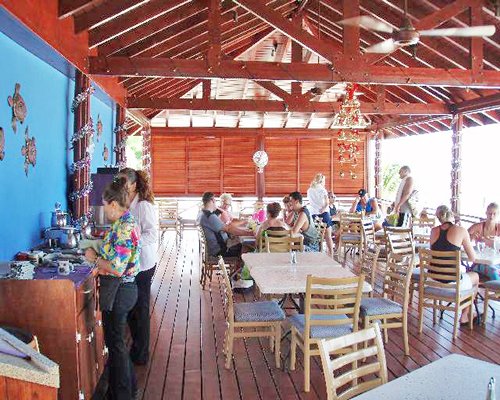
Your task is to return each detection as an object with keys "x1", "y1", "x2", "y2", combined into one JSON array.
[
  {"x1": 374, "y1": 131, "x2": 382, "y2": 199},
  {"x1": 71, "y1": 71, "x2": 91, "y2": 221},
  {"x1": 114, "y1": 105, "x2": 126, "y2": 167},
  {"x1": 451, "y1": 114, "x2": 463, "y2": 220},
  {"x1": 256, "y1": 135, "x2": 265, "y2": 201}
]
